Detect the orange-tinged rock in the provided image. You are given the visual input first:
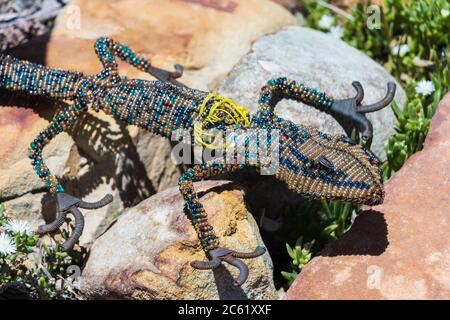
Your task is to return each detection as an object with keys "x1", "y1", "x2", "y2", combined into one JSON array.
[
  {"x1": 48, "y1": 0, "x2": 296, "y2": 90},
  {"x1": 286, "y1": 93, "x2": 450, "y2": 300}
]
